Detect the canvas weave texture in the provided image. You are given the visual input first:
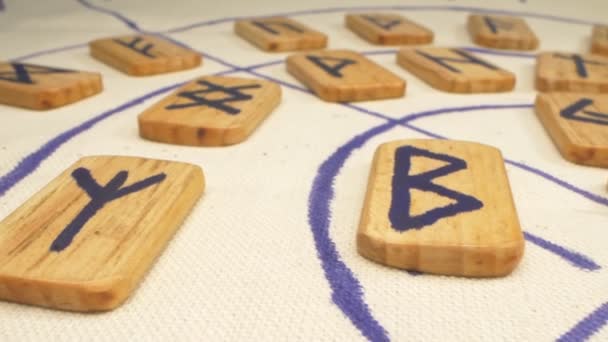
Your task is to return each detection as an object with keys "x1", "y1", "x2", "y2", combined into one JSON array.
[{"x1": 0, "y1": 0, "x2": 607, "y2": 341}]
